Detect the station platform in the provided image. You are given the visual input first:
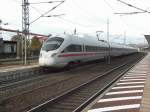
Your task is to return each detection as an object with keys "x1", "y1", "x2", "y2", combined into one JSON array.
[
  {"x1": 86, "y1": 53, "x2": 150, "y2": 112},
  {"x1": 0, "y1": 64, "x2": 39, "y2": 73}
]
